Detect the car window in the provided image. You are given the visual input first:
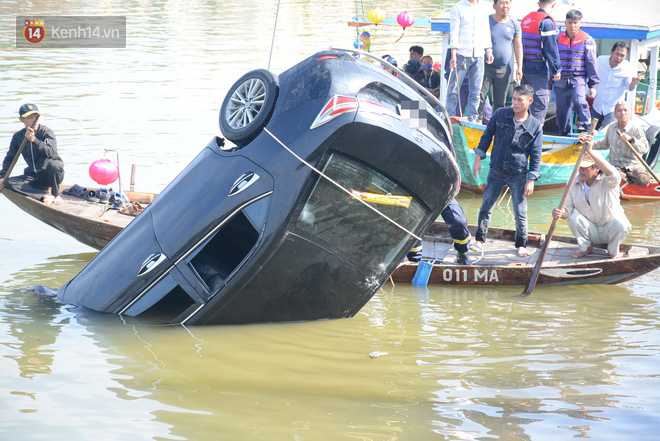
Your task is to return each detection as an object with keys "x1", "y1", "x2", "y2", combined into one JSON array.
[{"x1": 290, "y1": 152, "x2": 429, "y2": 275}]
